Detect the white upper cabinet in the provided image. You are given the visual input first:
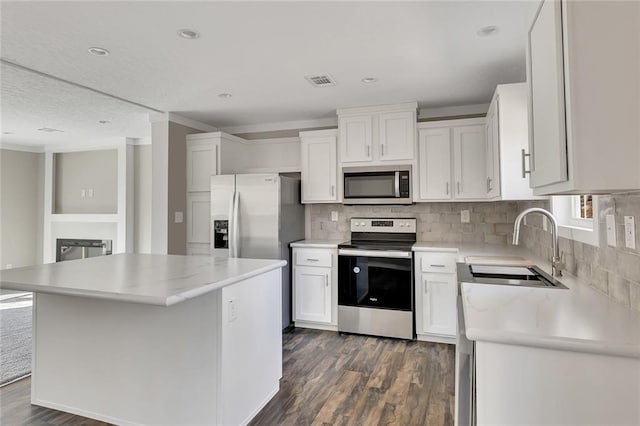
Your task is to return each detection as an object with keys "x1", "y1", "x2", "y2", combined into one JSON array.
[
  {"x1": 337, "y1": 102, "x2": 417, "y2": 165},
  {"x1": 453, "y1": 125, "x2": 486, "y2": 200},
  {"x1": 416, "y1": 118, "x2": 487, "y2": 202},
  {"x1": 339, "y1": 115, "x2": 373, "y2": 163},
  {"x1": 379, "y1": 111, "x2": 415, "y2": 161},
  {"x1": 527, "y1": 0, "x2": 640, "y2": 194},
  {"x1": 418, "y1": 127, "x2": 452, "y2": 200},
  {"x1": 486, "y1": 83, "x2": 546, "y2": 200},
  {"x1": 186, "y1": 139, "x2": 218, "y2": 192},
  {"x1": 300, "y1": 129, "x2": 338, "y2": 203}
]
